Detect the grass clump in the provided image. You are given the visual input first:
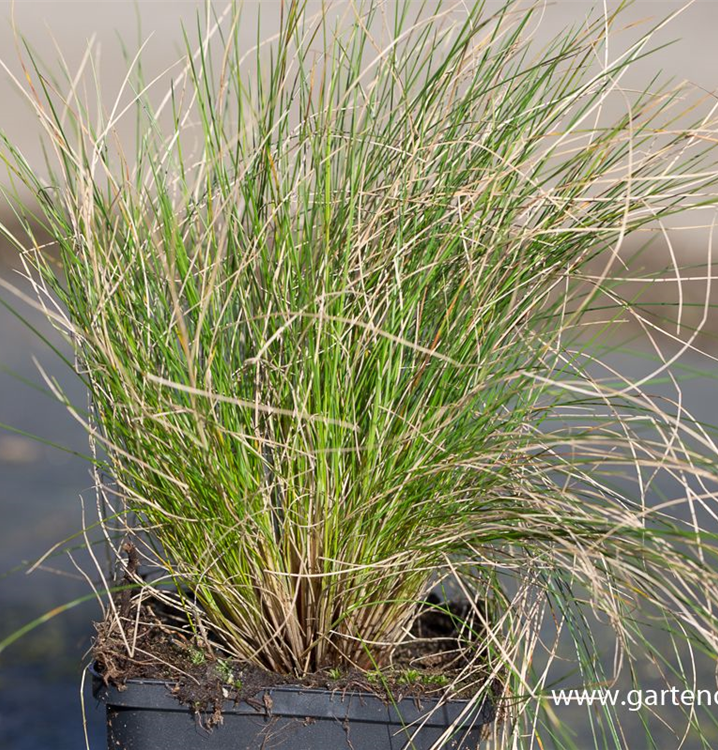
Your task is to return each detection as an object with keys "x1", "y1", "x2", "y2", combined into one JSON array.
[{"x1": 3, "y1": 0, "x2": 718, "y2": 746}]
